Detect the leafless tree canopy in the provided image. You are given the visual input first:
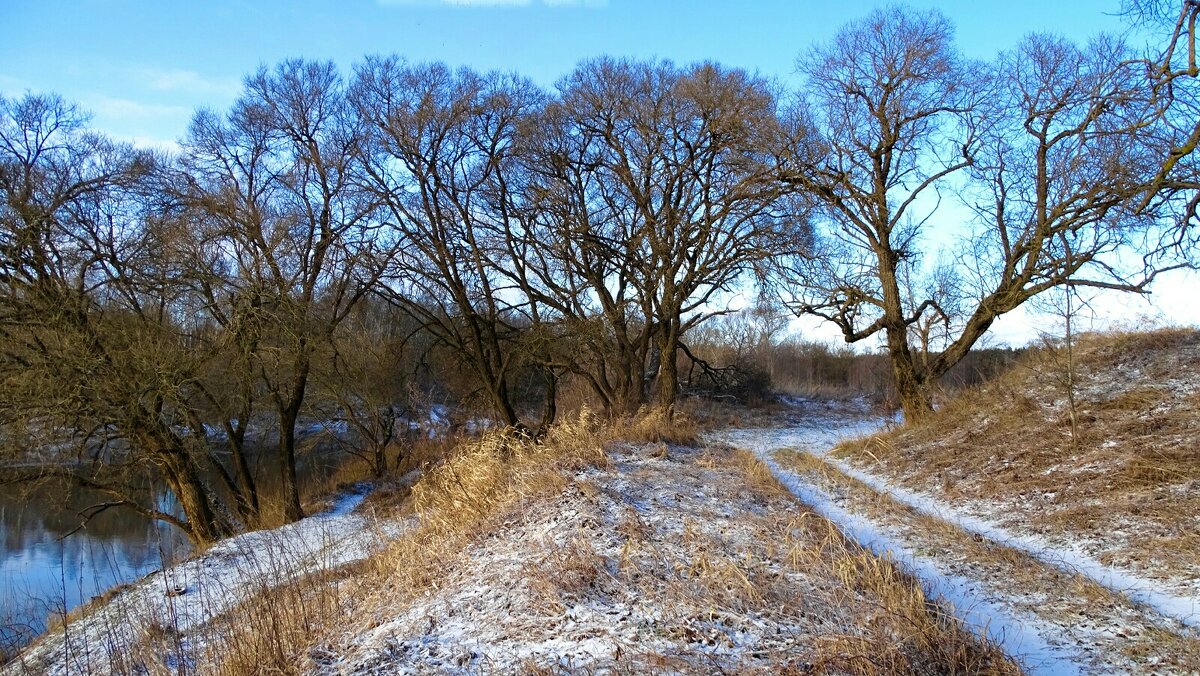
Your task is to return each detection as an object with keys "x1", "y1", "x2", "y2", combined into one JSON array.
[
  {"x1": 0, "y1": 3, "x2": 1196, "y2": 541},
  {"x1": 775, "y1": 6, "x2": 1194, "y2": 419}
]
